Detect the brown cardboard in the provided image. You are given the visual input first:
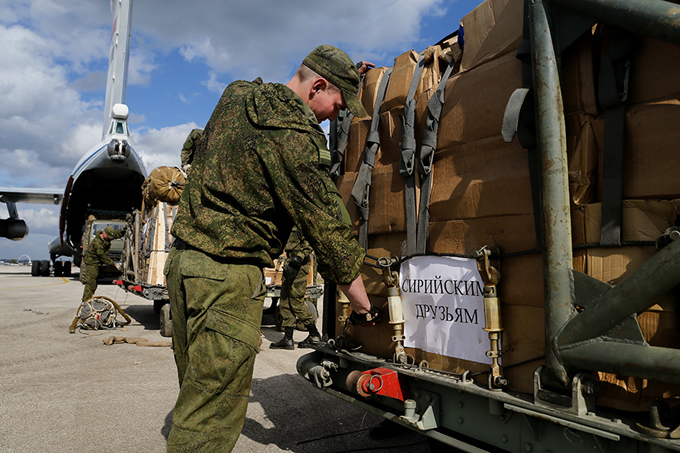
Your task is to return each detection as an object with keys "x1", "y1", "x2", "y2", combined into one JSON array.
[
  {"x1": 366, "y1": 161, "x2": 407, "y2": 235},
  {"x1": 358, "y1": 67, "x2": 388, "y2": 118},
  {"x1": 584, "y1": 200, "x2": 678, "y2": 245},
  {"x1": 439, "y1": 52, "x2": 523, "y2": 148},
  {"x1": 459, "y1": 0, "x2": 523, "y2": 72},
  {"x1": 428, "y1": 136, "x2": 533, "y2": 220},
  {"x1": 377, "y1": 107, "x2": 405, "y2": 167},
  {"x1": 561, "y1": 28, "x2": 599, "y2": 116},
  {"x1": 344, "y1": 118, "x2": 371, "y2": 174},
  {"x1": 334, "y1": 172, "x2": 359, "y2": 235},
  {"x1": 566, "y1": 112, "x2": 599, "y2": 206},
  {"x1": 623, "y1": 35, "x2": 680, "y2": 105},
  {"x1": 595, "y1": 96, "x2": 680, "y2": 200},
  {"x1": 381, "y1": 50, "x2": 418, "y2": 113},
  {"x1": 336, "y1": 163, "x2": 411, "y2": 237}
]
